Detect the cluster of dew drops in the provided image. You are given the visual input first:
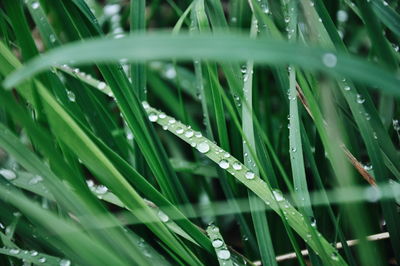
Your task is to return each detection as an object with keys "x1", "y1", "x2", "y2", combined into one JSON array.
[
  {"x1": 143, "y1": 102, "x2": 257, "y2": 182},
  {"x1": 5, "y1": 246, "x2": 71, "y2": 266}
]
